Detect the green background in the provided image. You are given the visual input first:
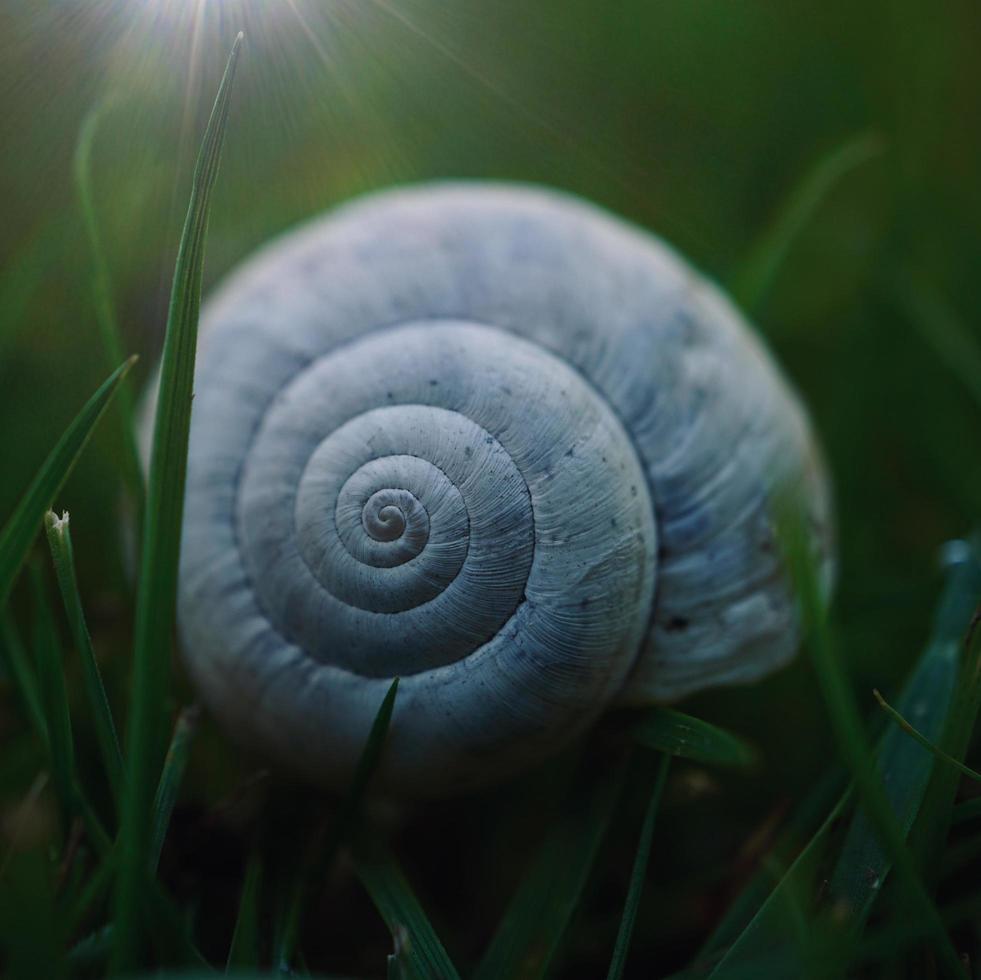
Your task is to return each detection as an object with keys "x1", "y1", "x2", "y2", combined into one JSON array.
[{"x1": 1, "y1": 0, "x2": 979, "y2": 974}]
